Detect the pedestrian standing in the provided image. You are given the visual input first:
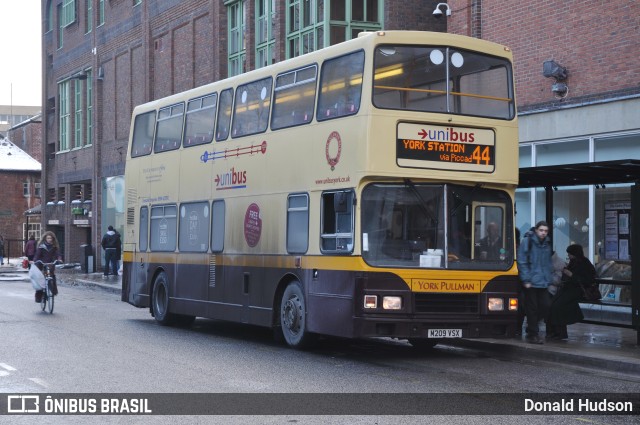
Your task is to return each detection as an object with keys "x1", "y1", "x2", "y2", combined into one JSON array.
[
  {"x1": 515, "y1": 228, "x2": 526, "y2": 336},
  {"x1": 24, "y1": 235, "x2": 37, "y2": 261},
  {"x1": 101, "y1": 225, "x2": 121, "y2": 277},
  {"x1": 517, "y1": 221, "x2": 553, "y2": 344},
  {"x1": 547, "y1": 244, "x2": 595, "y2": 340},
  {"x1": 0, "y1": 234, "x2": 5, "y2": 265}
]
